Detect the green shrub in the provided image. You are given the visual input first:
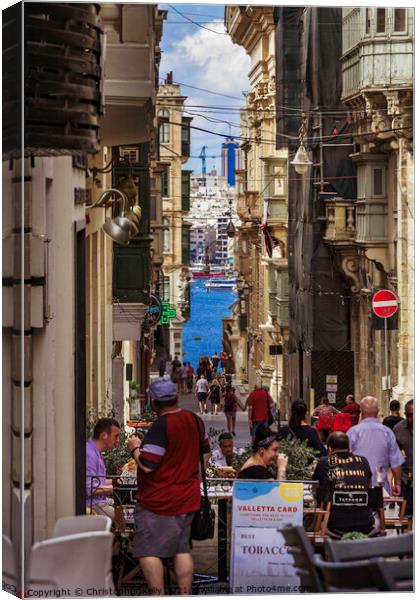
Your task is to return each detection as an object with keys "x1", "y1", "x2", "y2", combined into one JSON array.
[{"x1": 341, "y1": 531, "x2": 369, "y2": 541}]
